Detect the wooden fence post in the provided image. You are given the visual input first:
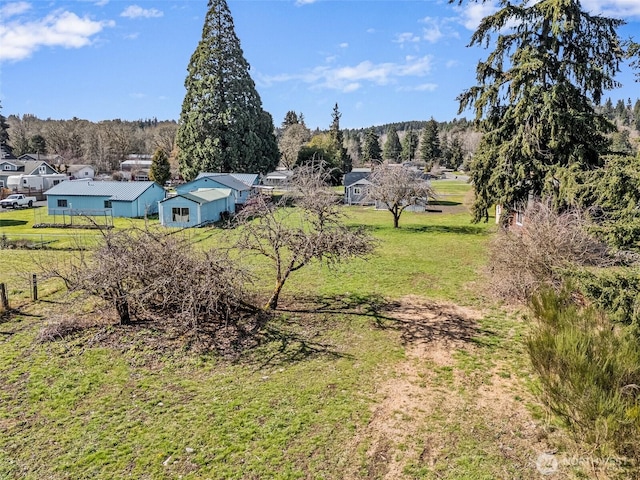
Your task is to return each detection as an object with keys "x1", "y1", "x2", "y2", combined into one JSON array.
[
  {"x1": 0, "y1": 283, "x2": 8, "y2": 311},
  {"x1": 31, "y1": 274, "x2": 38, "y2": 301}
]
